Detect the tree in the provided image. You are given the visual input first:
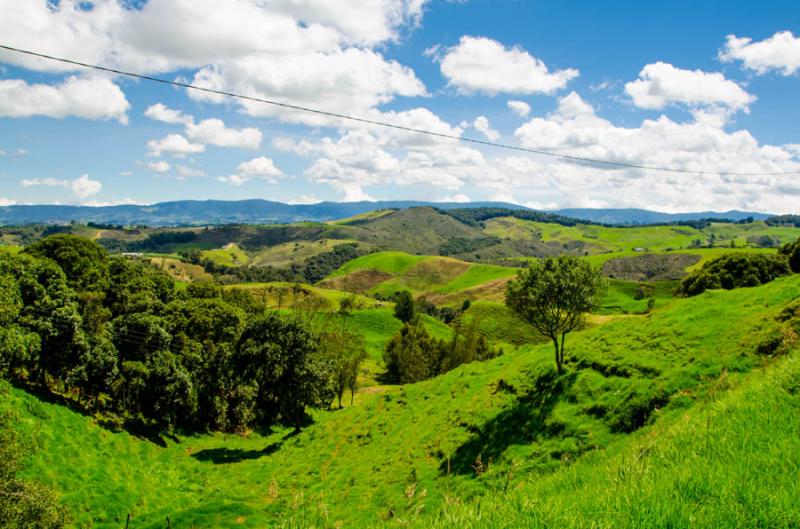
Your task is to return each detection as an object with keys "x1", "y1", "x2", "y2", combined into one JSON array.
[
  {"x1": 384, "y1": 318, "x2": 436, "y2": 383},
  {"x1": 24, "y1": 234, "x2": 110, "y2": 292},
  {"x1": 235, "y1": 314, "x2": 334, "y2": 431},
  {"x1": 319, "y1": 327, "x2": 367, "y2": 408},
  {"x1": 680, "y1": 252, "x2": 791, "y2": 296},
  {"x1": 505, "y1": 256, "x2": 606, "y2": 373},
  {"x1": 393, "y1": 290, "x2": 415, "y2": 323},
  {"x1": 779, "y1": 236, "x2": 800, "y2": 273}
]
